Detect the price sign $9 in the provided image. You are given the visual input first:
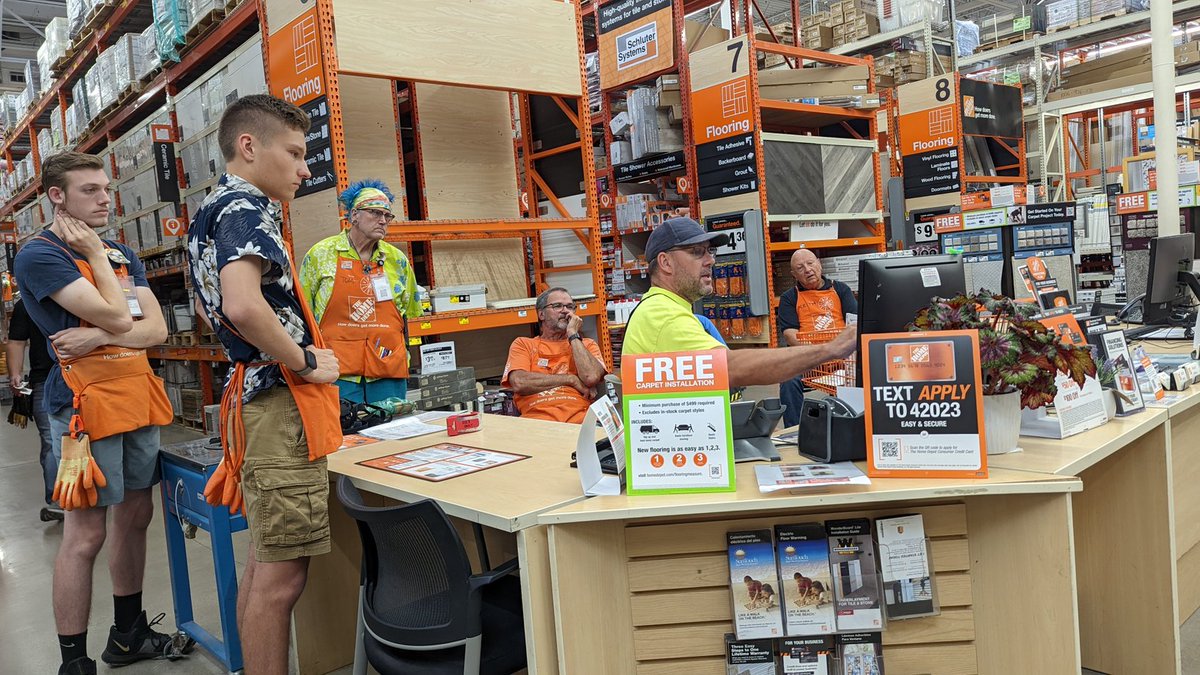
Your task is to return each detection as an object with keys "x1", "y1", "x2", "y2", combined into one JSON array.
[
  {"x1": 913, "y1": 221, "x2": 937, "y2": 243},
  {"x1": 715, "y1": 227, "x2": 747, "y2": 255}
]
